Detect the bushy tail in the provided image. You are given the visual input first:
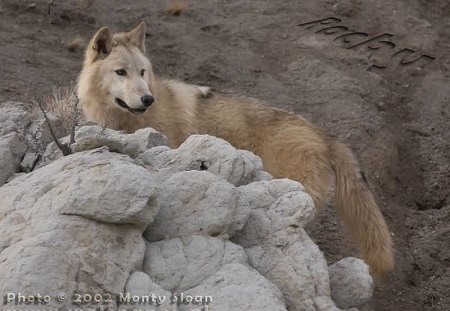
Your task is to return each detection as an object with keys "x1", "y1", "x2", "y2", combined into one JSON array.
[{"x1": 330, "y1": 141, "x2": 394, "y2": 278}]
